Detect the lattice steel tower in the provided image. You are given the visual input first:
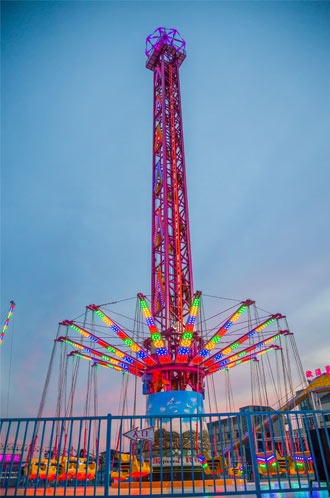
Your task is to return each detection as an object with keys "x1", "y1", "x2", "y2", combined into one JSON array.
[{"x1": 146, "y1": 27, "x2": 193, "y2": 334}]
